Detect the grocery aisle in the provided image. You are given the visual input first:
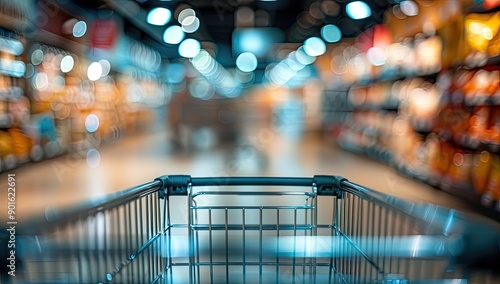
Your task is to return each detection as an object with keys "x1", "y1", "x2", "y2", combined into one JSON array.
[{"x1": 0, "y1": 130, "x2": 476, "y2": 224}]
